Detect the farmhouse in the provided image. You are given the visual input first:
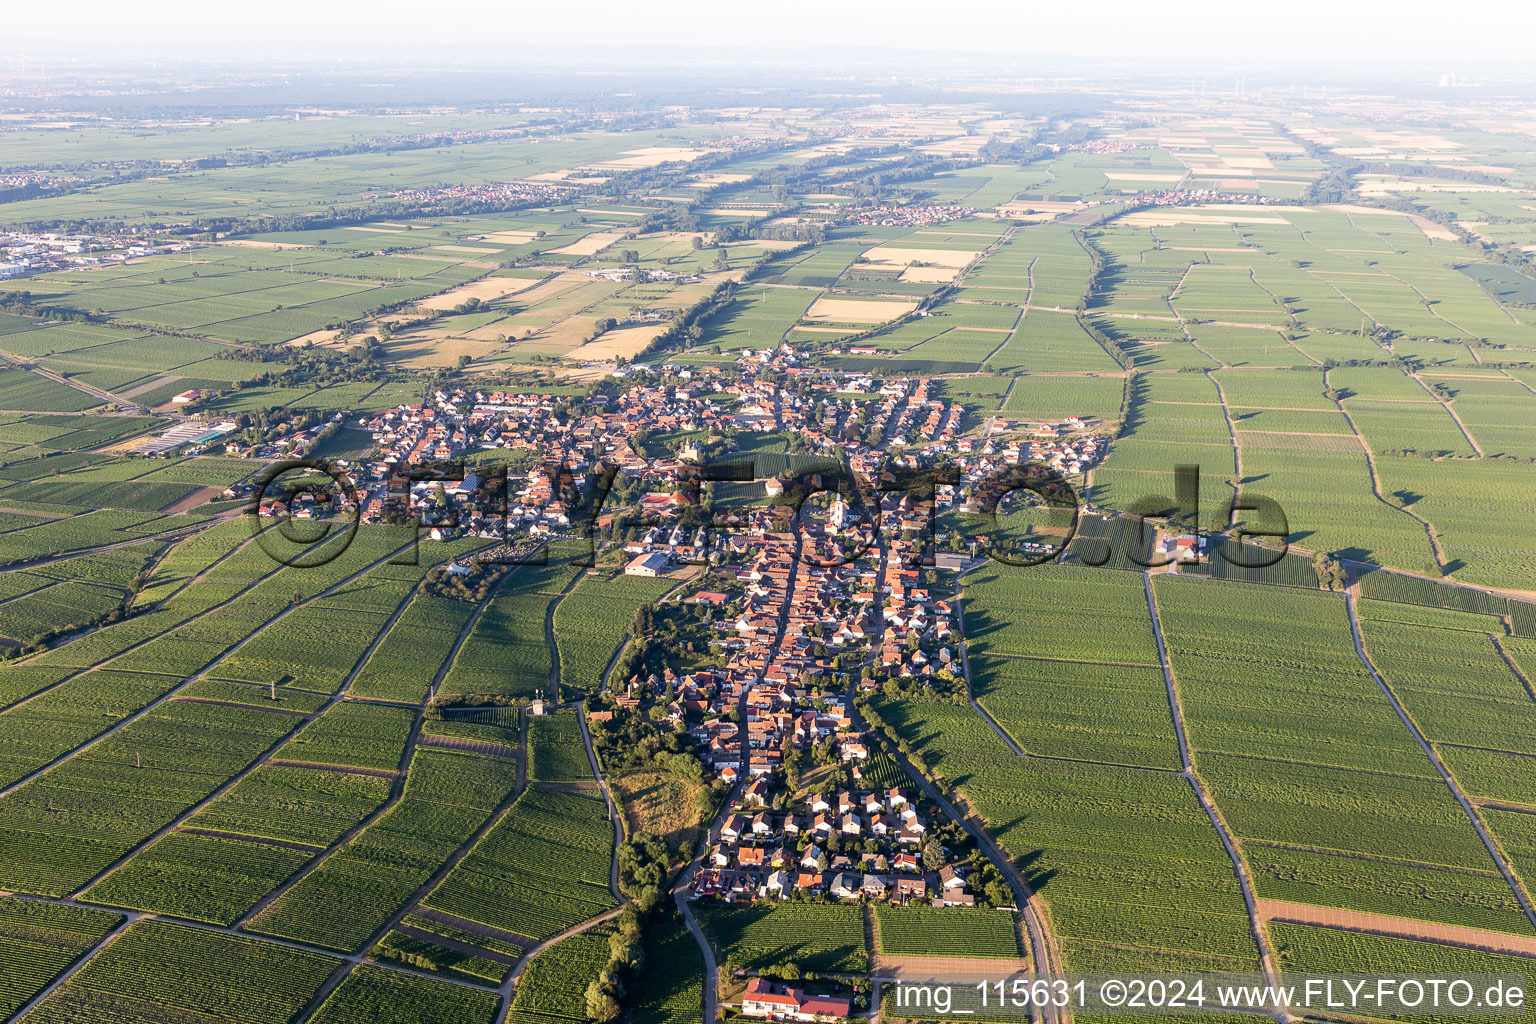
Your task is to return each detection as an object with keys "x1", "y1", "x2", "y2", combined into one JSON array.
[
  {"x1": 741, "y1": 979, "x2": 852, "y2": 1021},
  {"x1": 625, "y1": 551, "x2": 671, "y2": 577}
]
